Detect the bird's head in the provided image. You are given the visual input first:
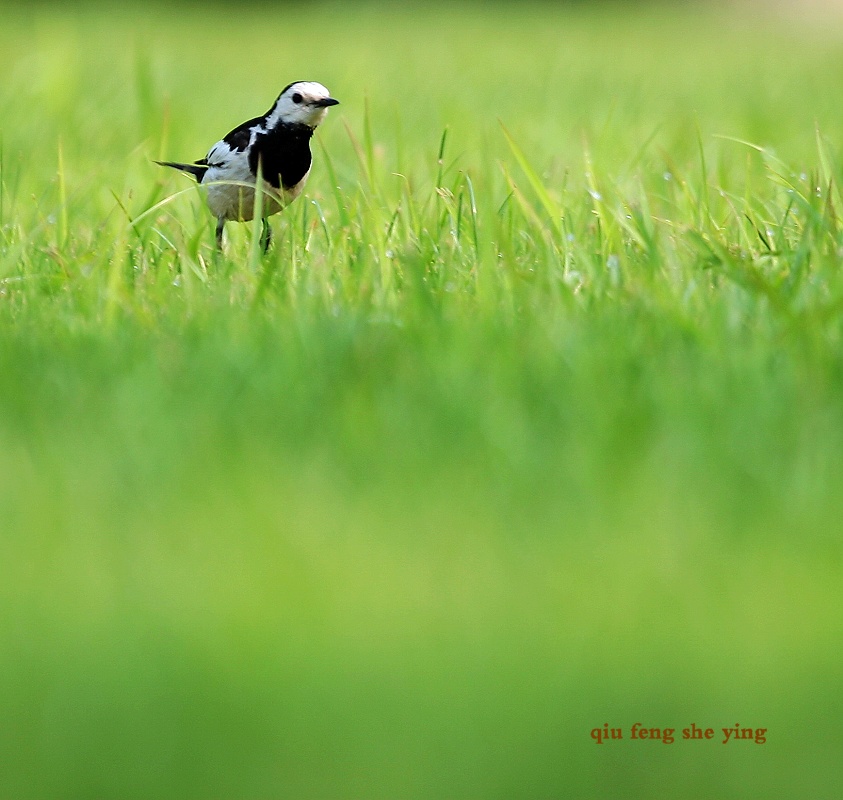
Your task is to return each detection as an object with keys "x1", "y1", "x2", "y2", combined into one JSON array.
[{"x1": 268, "y1": 81, "x2": 339, "y2": 129}]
